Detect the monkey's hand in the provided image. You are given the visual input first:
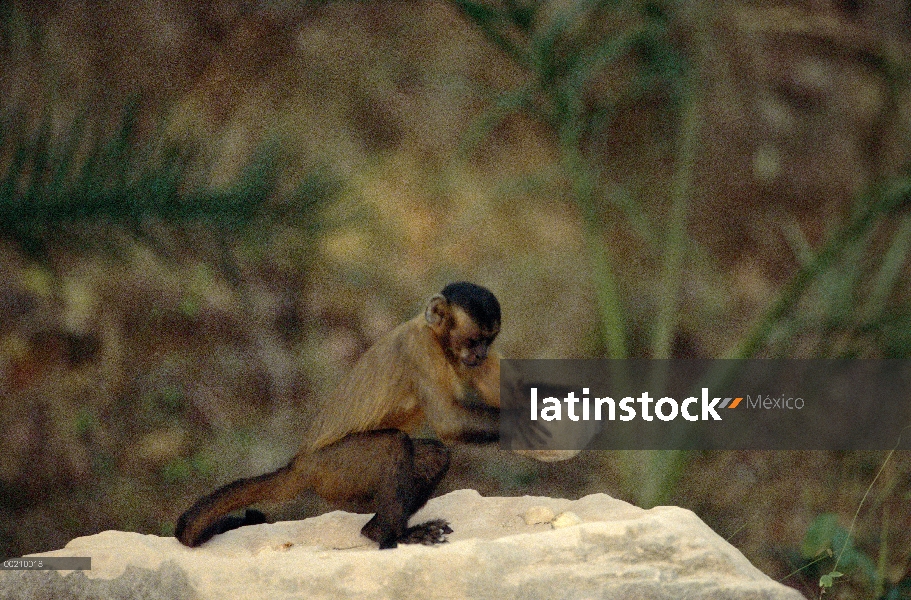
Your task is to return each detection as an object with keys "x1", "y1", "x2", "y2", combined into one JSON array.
[
  {"x1": 400, "y1": 519, "x2": 453, "y2": 545},
  {"x1": 523, "y1": 415, "x2": 552, "y2": 447}
]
